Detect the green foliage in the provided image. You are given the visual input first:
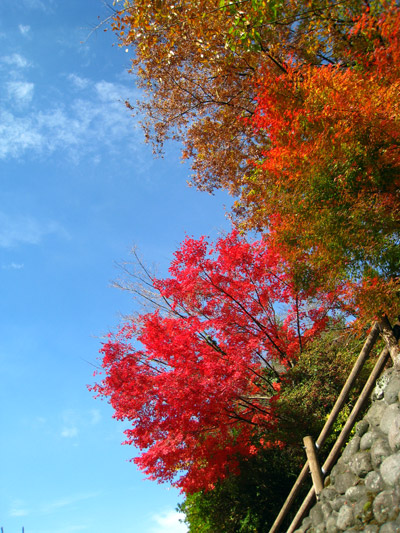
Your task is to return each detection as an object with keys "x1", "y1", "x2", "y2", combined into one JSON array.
[
  {"x1": 179, "y1": 447, "x2": 301, "y2": 533},
  {"x1": 277, "y1": 327, "x2": 375, "y2": 447}
]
